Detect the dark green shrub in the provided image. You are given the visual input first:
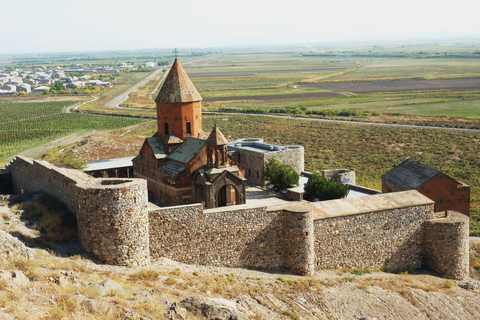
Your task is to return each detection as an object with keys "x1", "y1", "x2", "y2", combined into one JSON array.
[
  {"x1": 263, "y1": 157, "x2": 299, "y2": 191},
  {"x1": 304, "y1": 172, "x2": 349, "y2": 201}
]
